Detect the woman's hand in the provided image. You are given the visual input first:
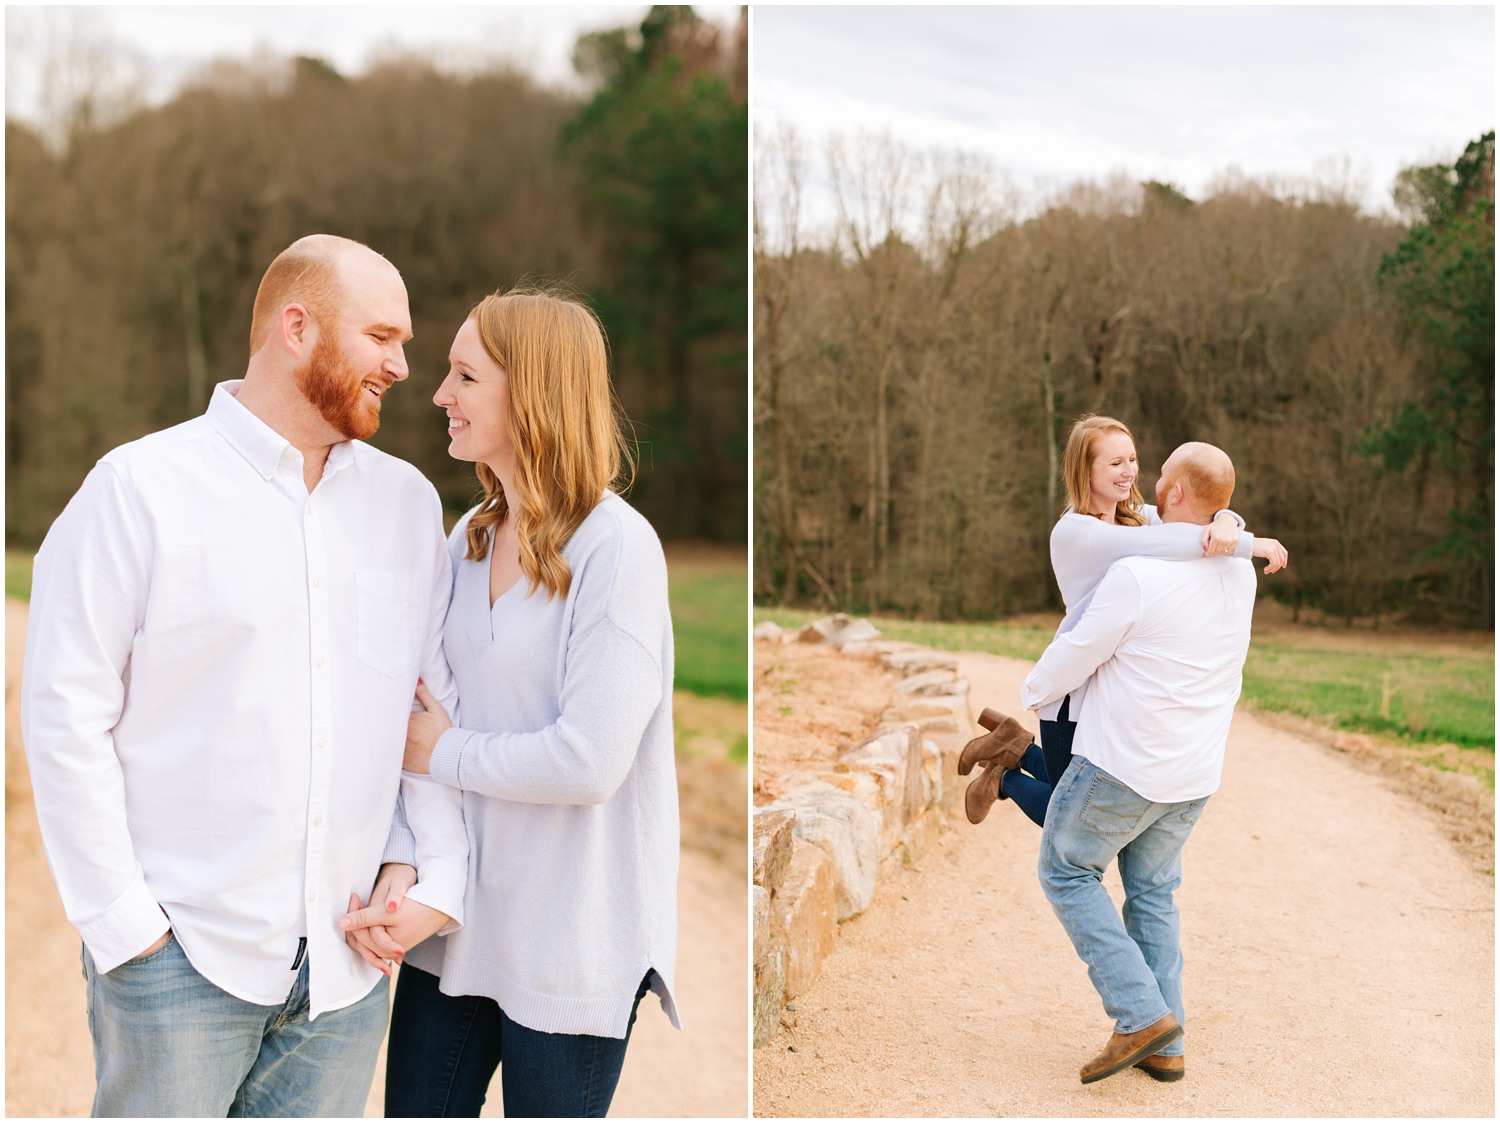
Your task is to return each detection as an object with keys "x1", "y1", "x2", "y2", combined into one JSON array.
[
  {"x1": 341, "y1": 863, "x2": 418, "y2": 974},
  {"x1": 1252, "y1": 537, "x2": 1289, "y2": 574},
  {"x1": 339, "y1": 894, "x2": 451, "y2": 959},
  {"x1": 405, "y1": 682, "x2": 453, "y2": 775},
  {"x1": 1201, "y1": 511, "x2": 1239, "y2": 556}
]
